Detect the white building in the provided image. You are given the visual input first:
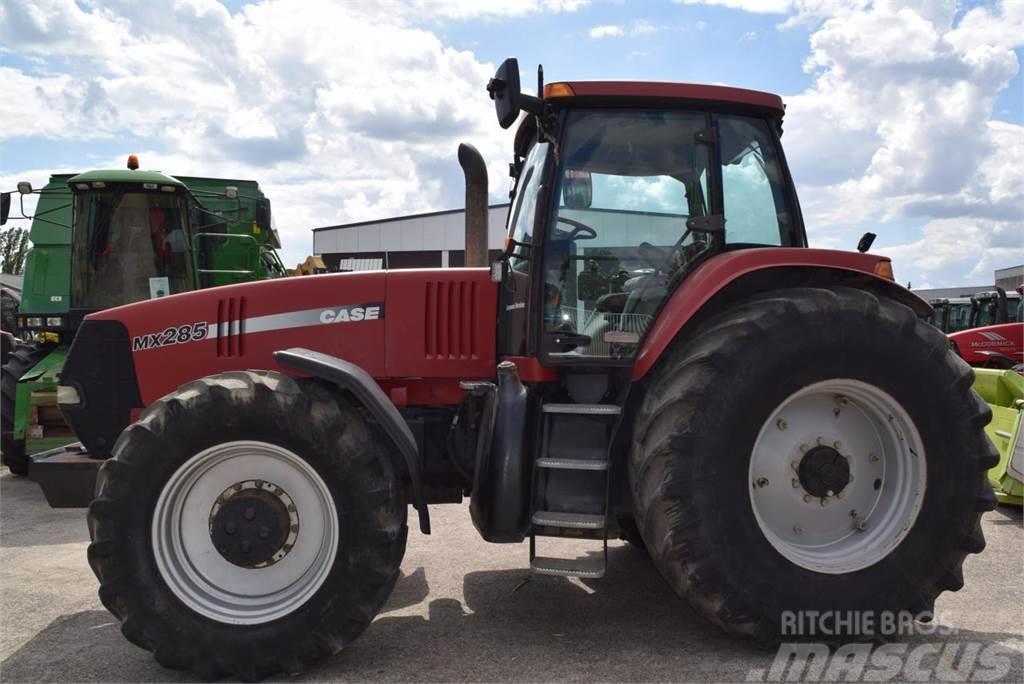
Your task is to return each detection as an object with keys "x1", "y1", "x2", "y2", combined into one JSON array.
[{"x1": 312, "y1": 204, "x2": 510, "y2": 271}]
